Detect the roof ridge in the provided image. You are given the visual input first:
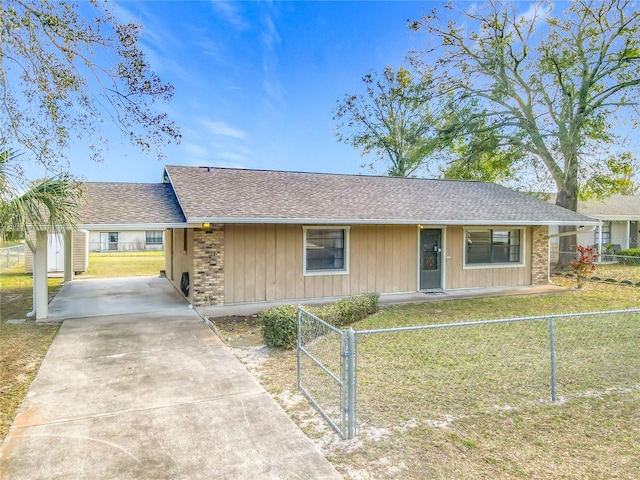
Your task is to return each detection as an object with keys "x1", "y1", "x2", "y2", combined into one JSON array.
[
  {"x1": 163, "y1": 165, "x2": 488, "y2": 184},
  {"x1": 82, "y1": 181, "x2": 165, "y2": 186}
]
